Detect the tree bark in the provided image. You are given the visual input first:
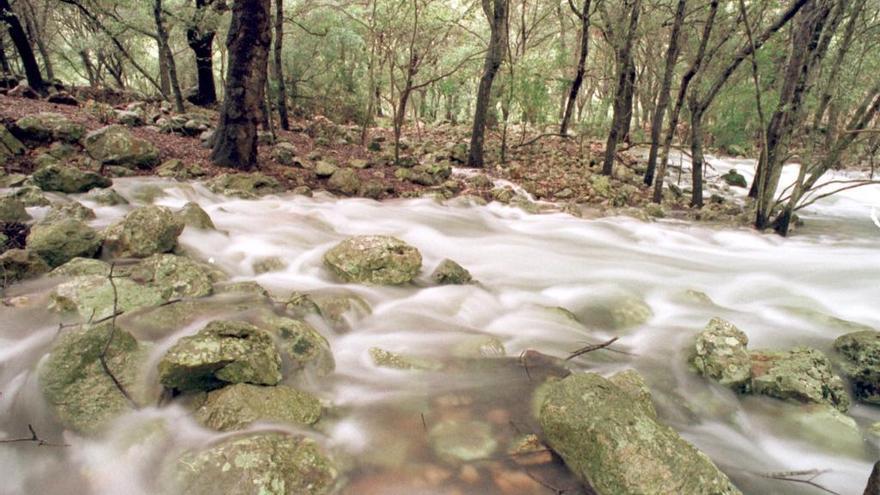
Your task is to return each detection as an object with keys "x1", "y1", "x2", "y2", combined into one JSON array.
[
  {"x1": 211, "y1": 0, "x2": 271, "y2": 169},
  {"x1": 0, "y1": 0, "x2": 44, "y2": 93},
  {"x1": 154, "y1": 0, "x2": 185, "y2": 113},
  {"x1": 187, "y1": 0, "x2": 218, "y2": 106},
  {"x1": 560, "y1": 0, "x2": 591, "y2": 136},
  {"x1": 643, "y1": 0, "x2": 686, "y2": 186},
  {"x1": 601, "y1": 0, "x2": 641, "y2": 176},
  {"x1": 273, "y1": 0, "x2": 289, "y2": 130},
  {"x1": 467, "y1": 0, "x2": 508, "y2": 168}
]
